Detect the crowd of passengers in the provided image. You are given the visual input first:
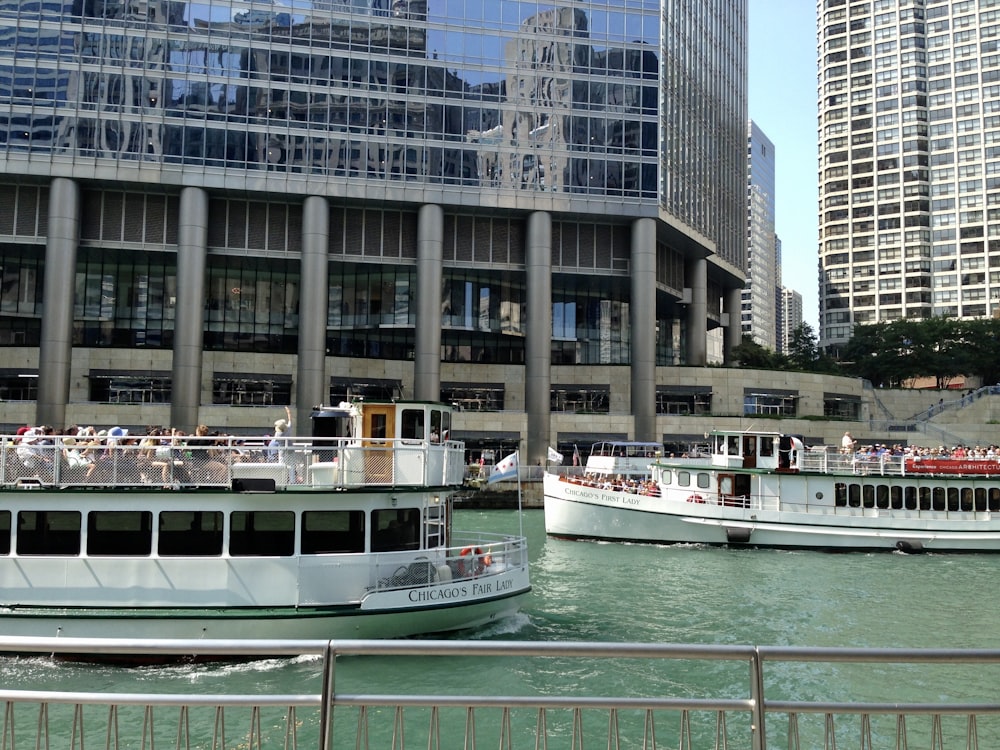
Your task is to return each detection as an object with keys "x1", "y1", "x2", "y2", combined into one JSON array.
[
  {"x1": 567, "y1": 472, "x2": 661, "y2": 496},
  {"x1": 5, "y1": 423, "x2": 296, "y2": 486},
  {"x1": 846, "y1": 442, "x2": 1000, "y2": 461}
]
